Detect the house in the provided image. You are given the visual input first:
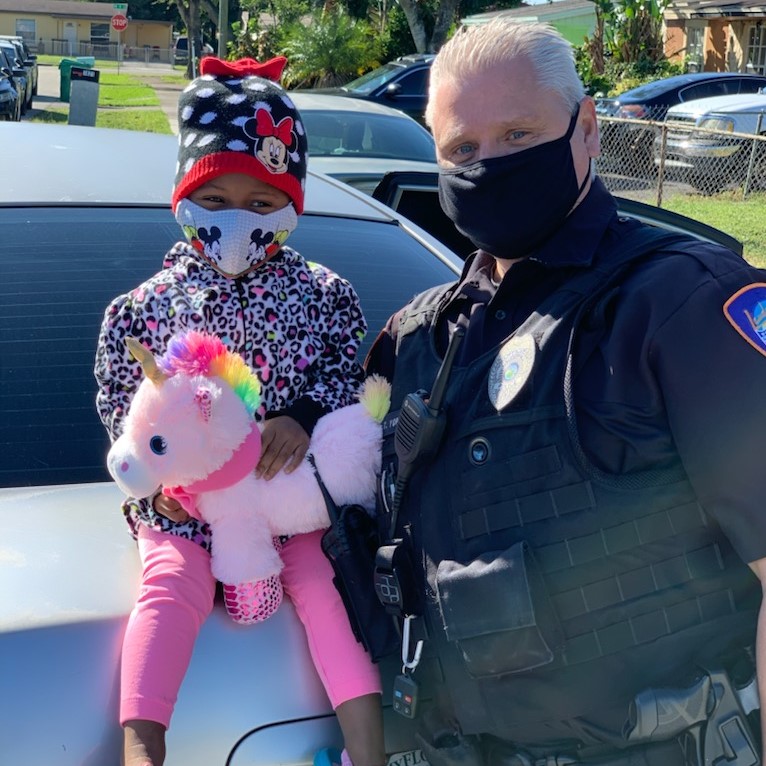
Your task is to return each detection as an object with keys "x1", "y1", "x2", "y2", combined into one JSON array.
[
  {"x1": 461, "y1": 0, "x2": 597, "y2": 47},
  {"x1": 664, "y1": 0, "x2": 766, "y2": 74},
  {"x1": 0, "y1": 0, "x2": 174, "y2": 60}
]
